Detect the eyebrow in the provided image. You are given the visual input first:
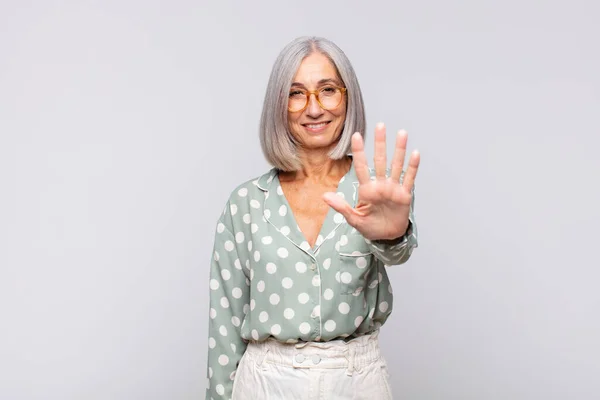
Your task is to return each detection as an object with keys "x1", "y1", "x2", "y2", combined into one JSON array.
[{"x1": 290, "y1": 78, "x2": 343, "y2": 88}]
